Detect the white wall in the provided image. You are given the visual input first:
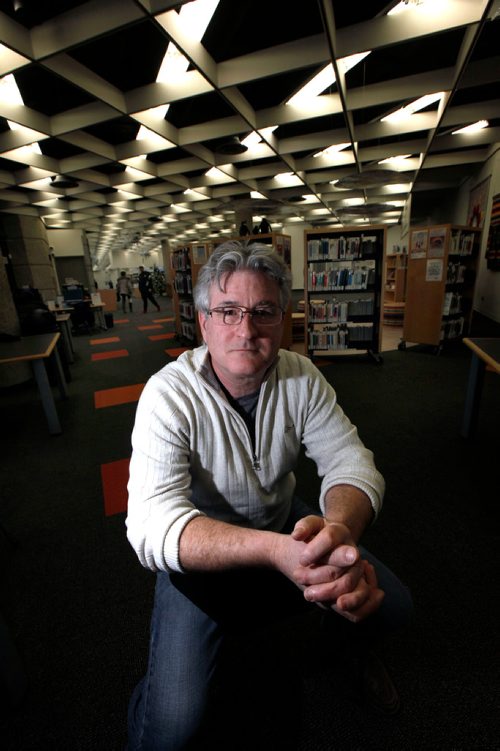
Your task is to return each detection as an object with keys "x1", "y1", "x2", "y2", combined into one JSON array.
[
  {"x1": 109, "y1": 249, "x2": 161, "y2": 273},
  {"x1": 47, "y1": 228, "x2": 85, "y2": 257}
]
